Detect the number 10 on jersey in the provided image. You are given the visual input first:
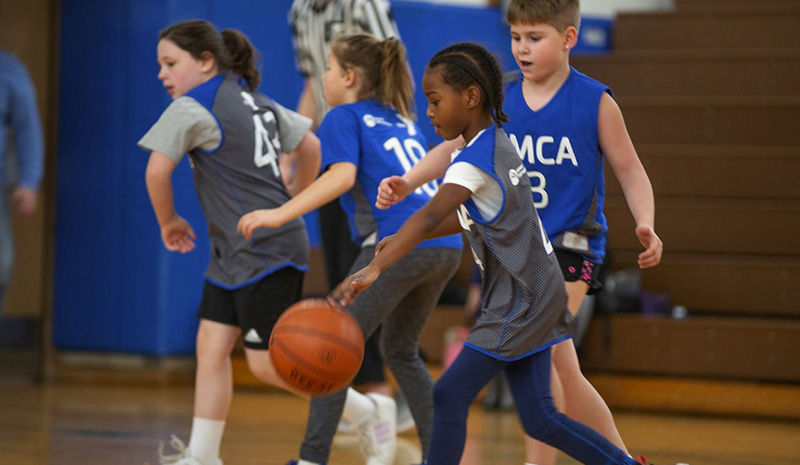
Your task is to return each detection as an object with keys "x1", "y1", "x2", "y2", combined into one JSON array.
[{"x1": 383, "y1": 136, "x2": 439, "y2": 197}]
